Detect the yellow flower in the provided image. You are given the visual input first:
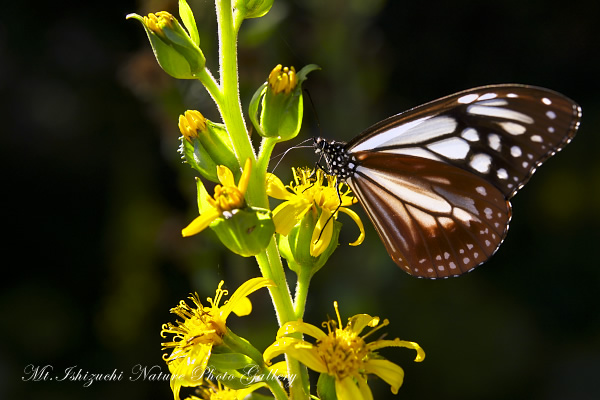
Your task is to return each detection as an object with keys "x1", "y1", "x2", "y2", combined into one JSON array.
[
  {"x1": 161, "y1": 278, "x2": 274, "y2": 400},
  {"x1": 268, "y1": 64, "x2": 297, "y2": 95},
  {"x1": 182, "y1": 158, "x2": 252, "y2": 237},
  {"x1": 185, "y1": 379, "x2": 267, "y2": 400},
  {"x1": 266, "y1": 167, "x2": 364, "y2": 257},
  {"x1": 263, "y1": 301, "x2": 425, "y2": 400}
]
